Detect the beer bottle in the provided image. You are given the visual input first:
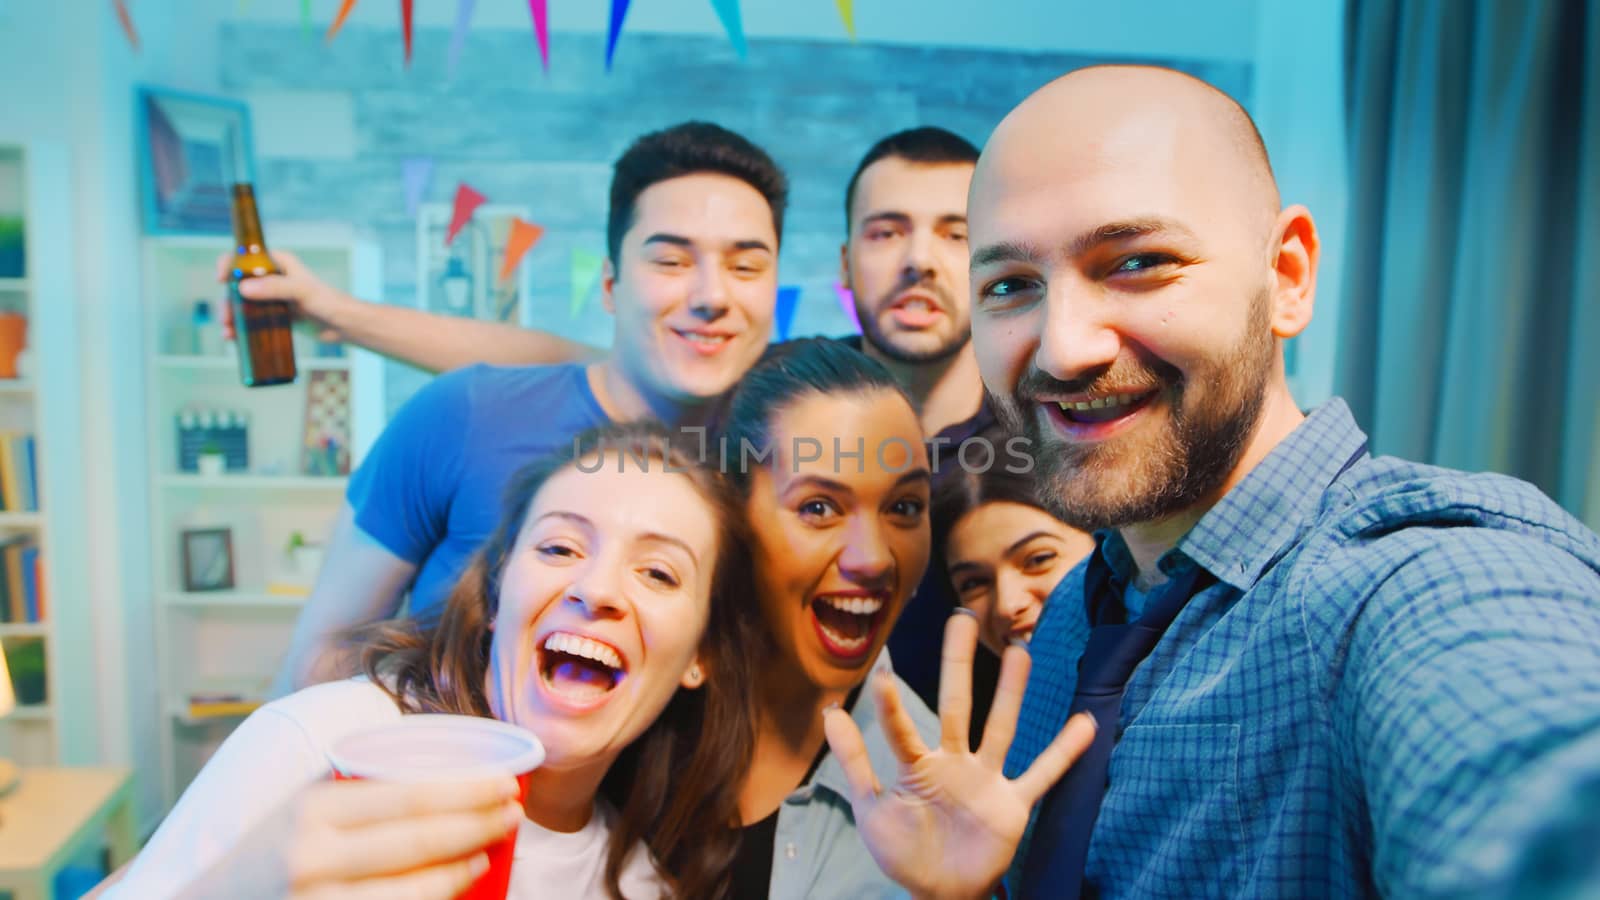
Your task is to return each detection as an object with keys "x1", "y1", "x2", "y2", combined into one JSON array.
[{"x1": 227, "y1": 183, "x2": 297, "y2": 387}]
